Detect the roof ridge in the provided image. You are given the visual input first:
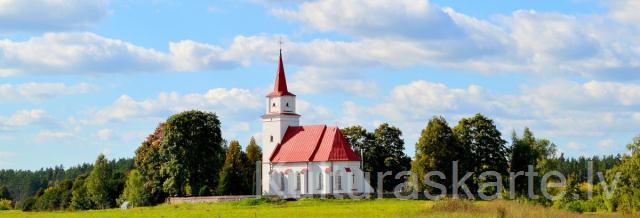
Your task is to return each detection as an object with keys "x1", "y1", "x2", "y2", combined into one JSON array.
[{"x1": 307, "y1": 125, "x2": 327, "y2": 161}]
